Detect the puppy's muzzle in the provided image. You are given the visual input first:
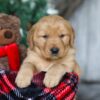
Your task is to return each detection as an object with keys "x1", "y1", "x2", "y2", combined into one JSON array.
[{"x1": 50, "y1": 47, "x2": 59, "y2": 56}]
